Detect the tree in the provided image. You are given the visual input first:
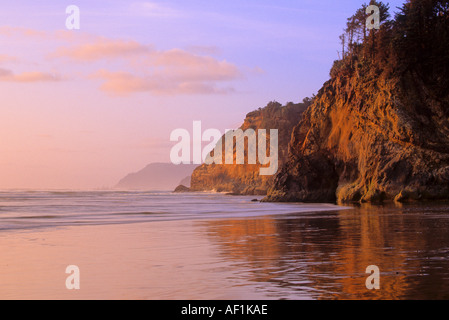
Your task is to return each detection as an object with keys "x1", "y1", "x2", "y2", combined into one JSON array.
[
  {"x1": 339, "y1": 1, "x2": 391, "y2": 60},
  {"x1": 345, "y1": 5, "x2": 368, "y2": 50},
  {"x1": 339, "y1": 33, "x2": 346, "y2": 57},
  {"x1": 367, "y1": 0, "x2": 391, "y2": 59},
  {"x1": 392, "y1": 0, "x2": 449, "y2": 92}
]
